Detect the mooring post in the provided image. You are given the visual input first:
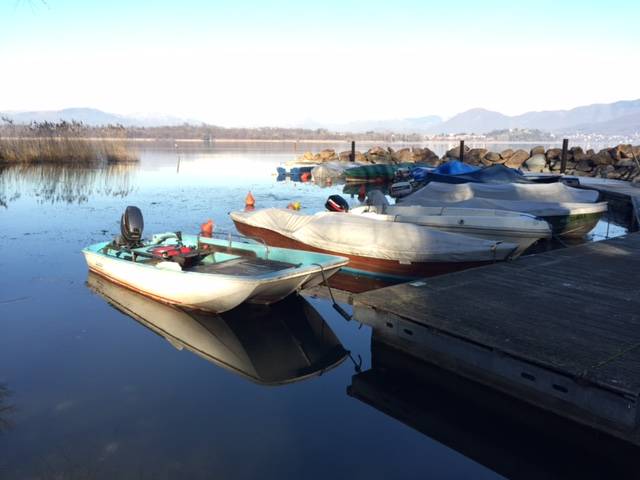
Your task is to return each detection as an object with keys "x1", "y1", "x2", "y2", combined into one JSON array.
[
  {"x1": 561, "y1": 138, "x2": 569, "y2": 174},
  {"x1": 350, "y1": 141, "x2": 356, "y2": 162},
  {"x1": 459, "y1": 140, "x2": 465, "y2": 163}
]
